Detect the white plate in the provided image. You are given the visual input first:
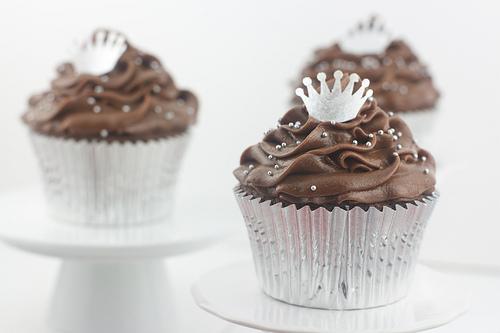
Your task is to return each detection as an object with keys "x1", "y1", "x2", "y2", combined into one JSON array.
[
  {"x1": 0, "y1": 187, "x2": 227, "y2": 259},
  {"x1": 192, "y1": 262, "x2": 468, "y2": 333}
]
